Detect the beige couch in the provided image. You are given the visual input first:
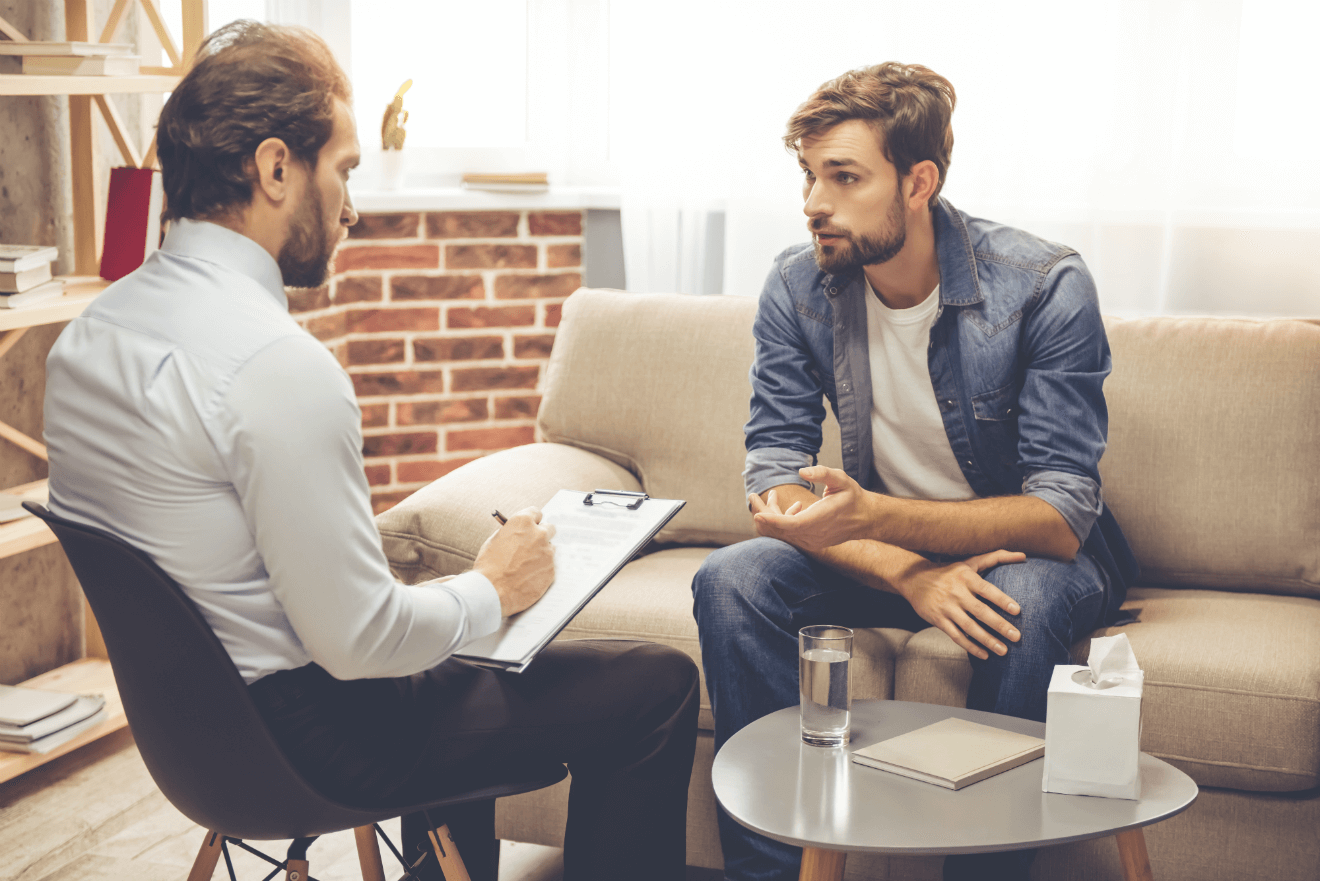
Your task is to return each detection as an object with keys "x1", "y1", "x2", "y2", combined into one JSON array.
[{"x1": 376, "y1": 289, "x2": 1320, "y2": 881}]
